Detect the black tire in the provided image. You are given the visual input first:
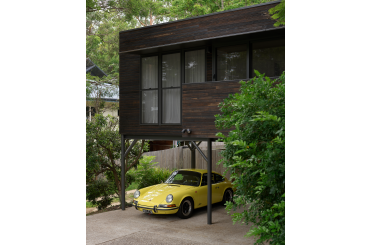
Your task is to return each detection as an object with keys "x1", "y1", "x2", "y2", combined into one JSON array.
[
  {"x1": 177, "y1": 198, "x2": 194, "y2": 219},
  {"x1": 222, "y1": 189, "x2": 233, "y2": 205}
]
